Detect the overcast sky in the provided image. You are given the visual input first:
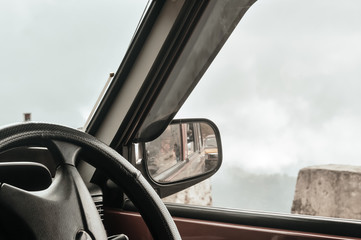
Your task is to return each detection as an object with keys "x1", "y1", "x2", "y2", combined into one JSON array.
[
  {"x1": 2, "y1": 0, "x2": 361, "y2": 177},
  {"x1": 177, "y1": 0, "x2": 361, "y2": 176},
  {"x1": 0, "y1": 0, "x2": 147, "y2": 128}
]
